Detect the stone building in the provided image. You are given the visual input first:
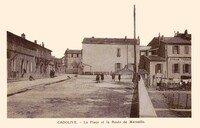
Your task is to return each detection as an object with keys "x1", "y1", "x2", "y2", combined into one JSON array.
[
  {"x1": 7, "y1": 31, "x2": 52, "y2": 79},
  {"x1": 139, "y1": 30, "x2": 191, "y2": 86},
  {"x1": 82, "y1": 36, "x2": 140, "y2": 75},
  {"x1": 63, "y1": 48, "x2": 82, "y2": 74}
]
